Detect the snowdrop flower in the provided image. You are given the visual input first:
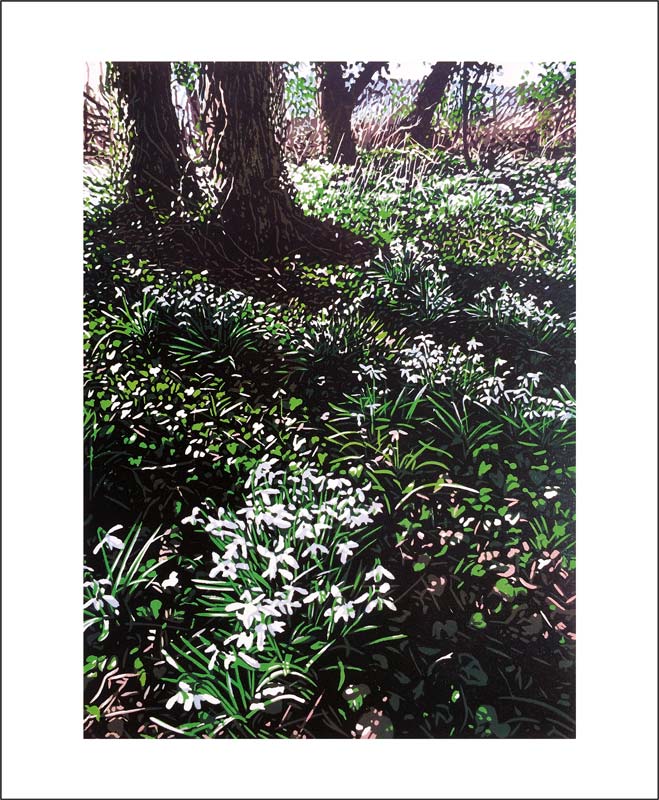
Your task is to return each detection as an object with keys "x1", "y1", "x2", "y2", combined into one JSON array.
[
  {"x1": 302, "y1": 542, "x2": 329, "y2": 559},
  {"x1": 303, "y1": 589, "x2": 325, "y2": 605},
  {"x1": 346, "y1": 509, "x2": 373, "y2": 528},
  {"x1": 225, "y1": 590, "x2": 266, "y2": 629},
  {"x1": 365, "y1": 564, "x2": 395, "y2": 583},
  {"x1": 93, "y1": 524, "x2": 125, "y2": 555},
  {"x1": 224, "y1": 631, "x2": 255, "y2": 650},
  {"x1": 237, "y1": 652, "x2": 260, "y2": 668},
  {"x1": 467, "y1": 337, "x2": 483, "y2": 352},
  {"x1": 181, "y1": 507, "x2": 202, "y2": 526},
  {"x1": 165, "y1": 682, "x2": 221, "y2": 712},
  {"x1": 83, "y1": 579, "x2": 120, "y2": 613},
  {"x1": 204, "y1": 643, "x2": 219, "y2": 670},
  {"x1": 204, "y1": 514, "x2": 240, "y2": 534},
  {"x1": 209, "y1": 553, "x2": 248, "y2": 580},
  {"x1": 258, "y1": 504, "x2": 295, "y2": 530},
  {"x1": 162, "y1": 571, "x2": 179, "y2": 589},
  {"x1": 254, "y1": 620, "x2": 286, "y2": 651},
  {"x1": 325, "y1": 599, "x2": 356, "y2": 624},
  {"x1": 327, "y1": 477, "x2": 351, "y2": 491},
  {"x1": 294, "y1": 521, "x2": 316, "y2": 540},
  {"x1": 223, "y1": 536, "x2": 250, "y2": 561},
  {"x1": 336, "y1": 541, "x2": 359, "y2": 564},
  {"x1": 300, "y1": 468, "x2": 325, "y2": 487},
  {"x1": 257, "y1": 537, "x2": 299, "y2": 580},
  {"x1": 365, "y1": 583, "x2": 398, "y2": 614},
  {"x1": 257, "y1": 488, "x2": 279, "y2": 504}
]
